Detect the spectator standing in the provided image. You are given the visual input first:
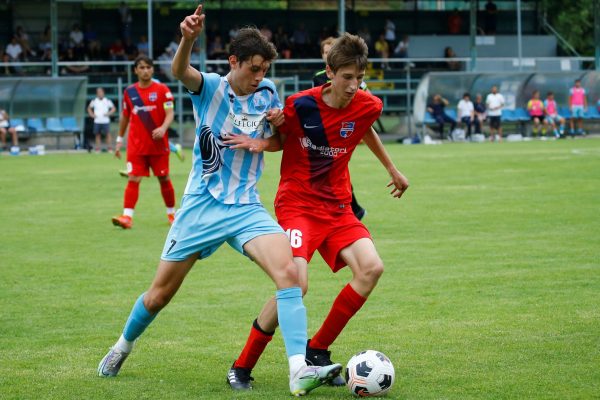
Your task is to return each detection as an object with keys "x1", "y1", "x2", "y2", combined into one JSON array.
[
  {"x1": 444, "y1": 46, "x2": 461, "y2": 71},
  {"x1": 544, "y1": 91, "x2": 565, "y2": 138},
  {"x1": 118, "y1": 1, "x2": 132, "y2": 41},
  {"x1": 457, "y1": 92, "x2": 475, "y2": 140},
  {"x1": 111, "y1": 55, "x2": 175, "y2": 229},
  {"x1": 486, "y1": 85, "x2": 504, "y2": 142},
  {"x1": 448, "y1": 8, "x2": 463, "y2": 34},
  {"x1": 473, "y1": 93, "x2": 486, "y2": 135},
  {"x1": 568, "y1": 79, "x2": 587, "y2": 136},
  {"x1": 527, "y1": 90, "x2": 547, "y2": 138},
  {"x1": 384, "y1": 18, "x2": 396, "y2": 50},
  {"x1": 484, "y1": 0, "x2": 498, "y2": 35},
  {"x1": 88, "y1": 87, "x2": 116, "y2": 153},
  {"x1": 0, "y1": 108, "x2": 19, "y2": 152},
  {"x1": 427, "y1": 94, "x2": 456, "y2": 140}
]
